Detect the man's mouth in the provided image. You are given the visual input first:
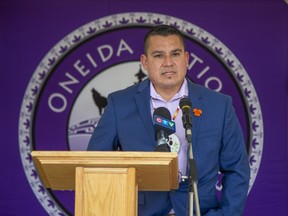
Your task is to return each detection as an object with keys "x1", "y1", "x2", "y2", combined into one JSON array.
[{"x1": 161, "y1": 71, "x2": 176, "y2": 75}]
